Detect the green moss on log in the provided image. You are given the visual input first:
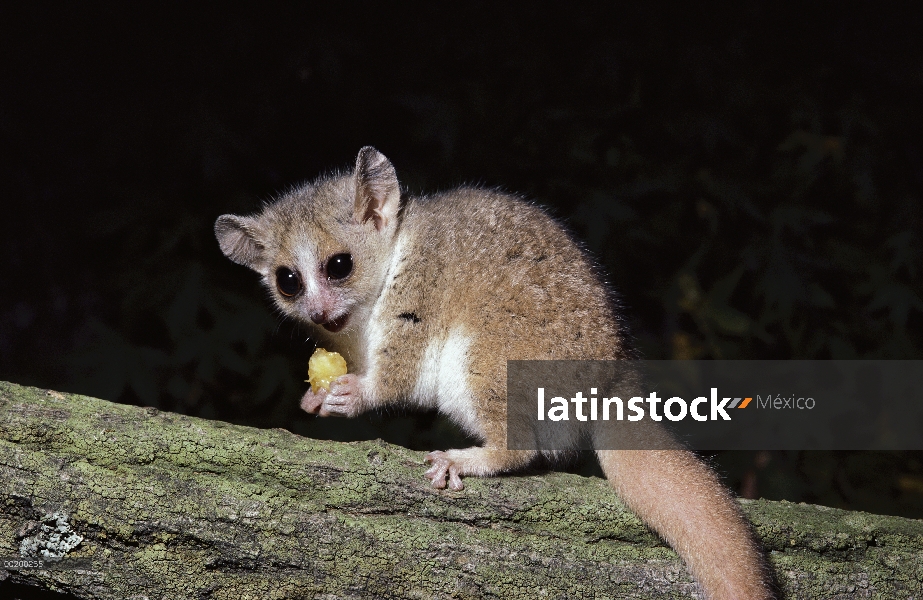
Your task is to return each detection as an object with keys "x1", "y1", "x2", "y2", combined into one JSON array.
[{"x1": 1, "y1": 381, "x2": 922, "y2": 599}]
